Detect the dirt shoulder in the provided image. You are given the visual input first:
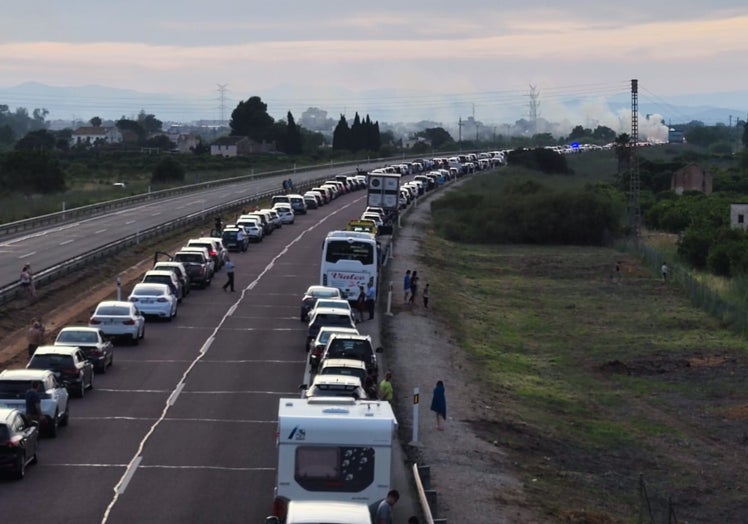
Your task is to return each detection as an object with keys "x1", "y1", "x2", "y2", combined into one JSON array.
[{"x1": 382, "y1": 186, "x2": 541, "y2": 523}]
